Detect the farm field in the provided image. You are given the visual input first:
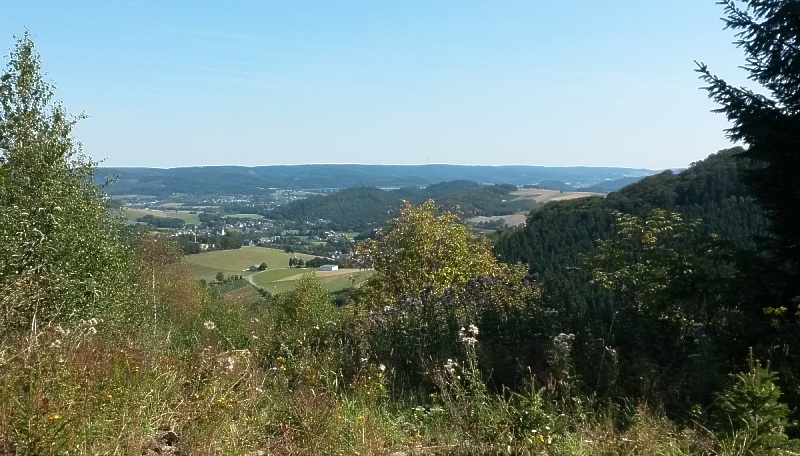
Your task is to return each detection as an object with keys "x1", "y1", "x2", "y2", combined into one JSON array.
[
  {"x1": 119, "y1": 207, "x2": 201, "y2": 225},
  {"x1": 250, "y1": 268, "x2": 307, "y2": 284},
  {"x1": 252, "y1": 269, "x2": 372, "y2": 294},
  {"x1": 185, "y1": 247, "x2": 365, "y2": 293},
  {"x1": 226, "y1": 213, "x2": 265, "y2": 219},
  {"x1": 184, "y1": 246, "x2": 314, "y2": 281},
  {"x1": 509, "y1": 188, "x2": 598, "y2": 204},
  {"x1": 469, "y1": 189, "x2": 599, "y2": 228},
  {"x1": 469, "y1": 213, "x2": 528, "y2": 227}
]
